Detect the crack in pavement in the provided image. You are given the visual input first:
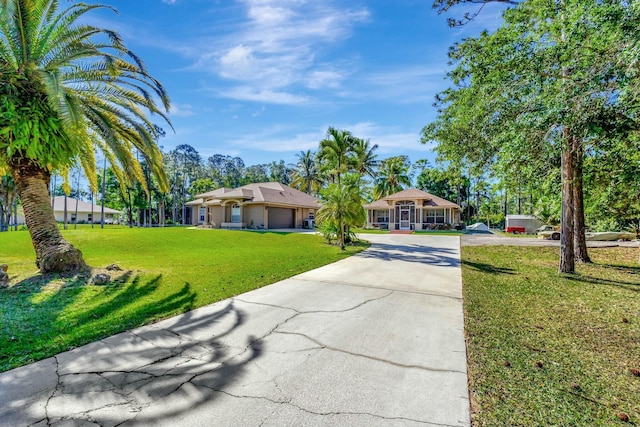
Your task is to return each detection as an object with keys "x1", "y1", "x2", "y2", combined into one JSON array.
[
  {"x1": 289, "y1": 277, "x2": 463, "y2": 302},
  {"x1": 43, "y1": 356, "x2": 61, "y2": 427},
  {"x1": 234, "y1": 290, "x2": 394, "y2": 316},
  {"x1": 197, "y1": 385, "x2": 460, "y2": 427},
  {"x1": 275, "y1": 331, "x2": 467, "y2": 375}
]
